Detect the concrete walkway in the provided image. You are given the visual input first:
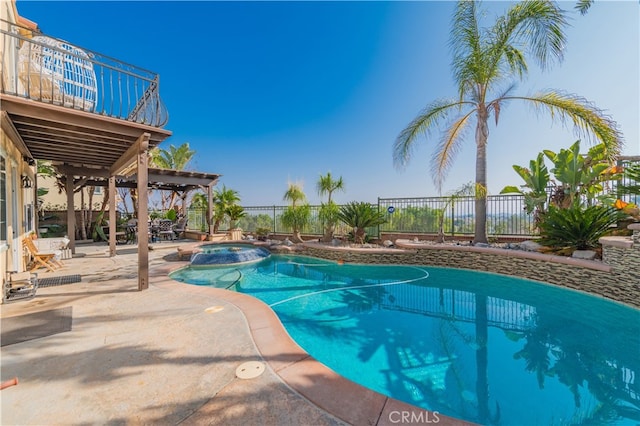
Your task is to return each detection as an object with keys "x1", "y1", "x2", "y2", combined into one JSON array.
[{"x1": 1, "y1": 241, "x2": 344, "y2": 425}]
